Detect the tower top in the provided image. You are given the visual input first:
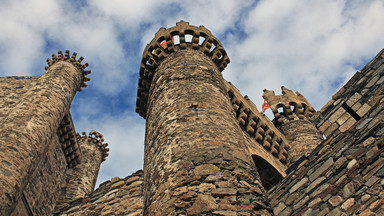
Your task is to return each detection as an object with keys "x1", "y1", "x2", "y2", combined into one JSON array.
[
  {"x1": 46, "y1": 50, "x2": 91, "y2": 92},
  {"x1": 136, "y1": 21, "x2": 230, "y2": 118},
  {"x1": 263, "y1": 86, "x2": 315, "y2": 124}
]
